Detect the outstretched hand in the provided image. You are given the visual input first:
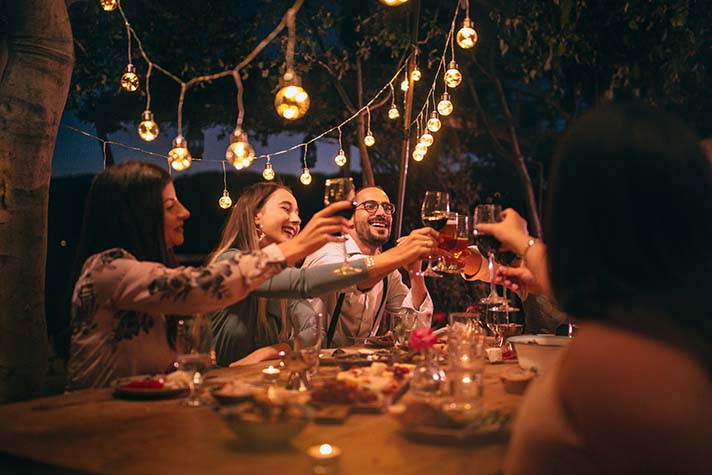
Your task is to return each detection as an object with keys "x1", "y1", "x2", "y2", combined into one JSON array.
[
  {"x1": 394, "y1": 227, "x2": 440, "y2": 268},
  {"x1": 475, "y1": 208, "x2": 529, "y2": 254},
  {"x1": 495, "y1": 265, "x2": 544, "y2": 301}
]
